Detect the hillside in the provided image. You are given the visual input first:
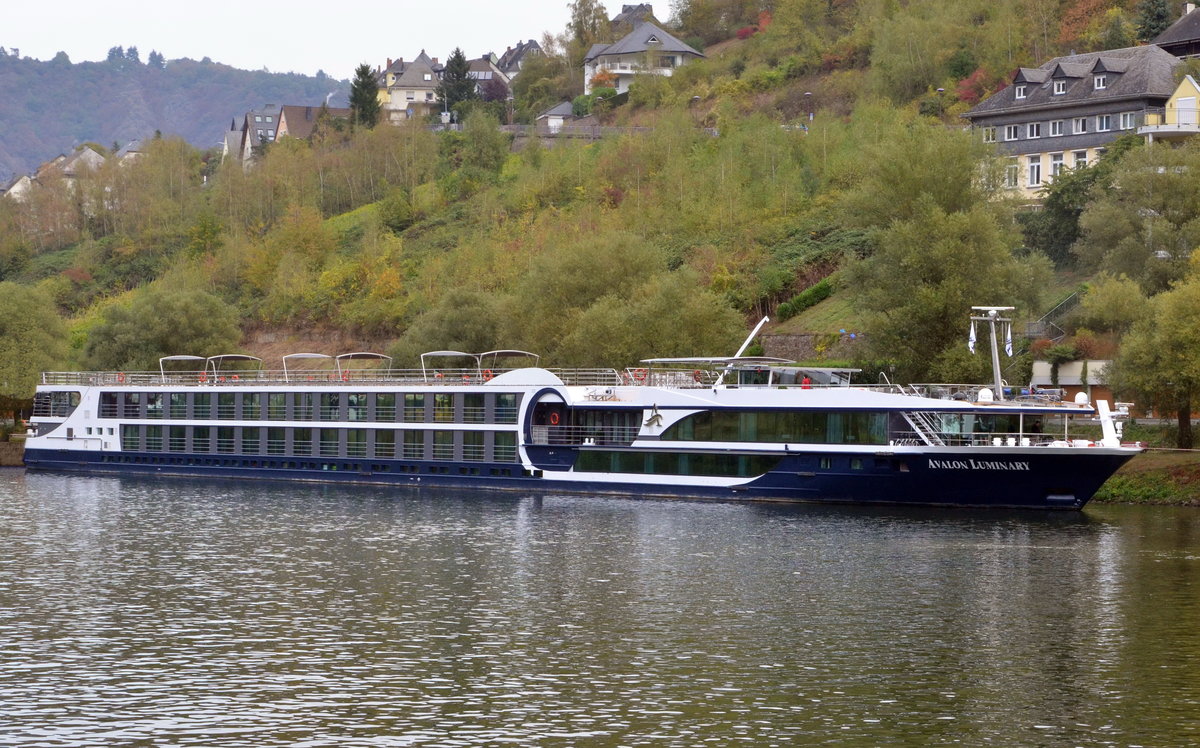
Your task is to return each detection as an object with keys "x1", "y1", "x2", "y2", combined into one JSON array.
[{"x1": 0, "y1": 51, "x2": 348, "y2": 179}]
